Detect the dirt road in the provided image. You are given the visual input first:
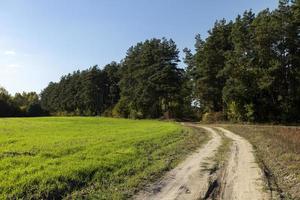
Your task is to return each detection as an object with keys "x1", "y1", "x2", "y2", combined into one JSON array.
[
  {"x1": 135, "y1": 125, "x2": 271, "y2": 200},
  {"x1": 217, "y1": 127, "x2": 270, "y2": 200},
  {"x1": 135, "y1": 126, "x2": 222, "y2": 200}
]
